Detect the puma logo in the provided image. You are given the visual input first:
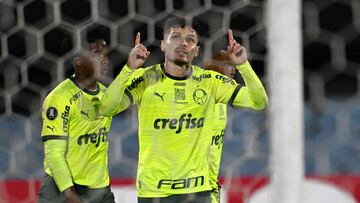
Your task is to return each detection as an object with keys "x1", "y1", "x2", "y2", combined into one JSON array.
[
  {"x1": 47, "y1": 125, "x2": 54, "y2": 132},
  {"x1": 81, "y1": 110, "x2": 89, "y2": 118},
  {"x1": 154, "y1": 92, "x2": 165, "y2": 101}
]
